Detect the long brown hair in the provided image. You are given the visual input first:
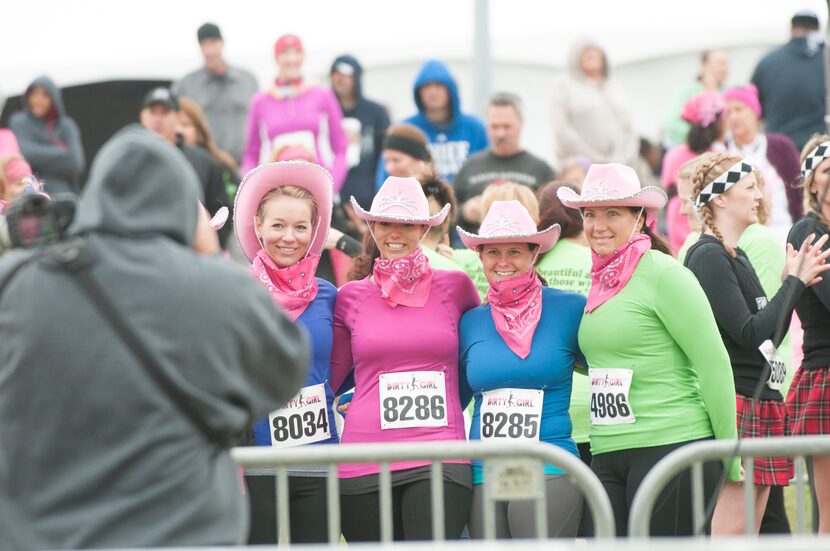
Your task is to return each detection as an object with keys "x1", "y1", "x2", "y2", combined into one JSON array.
[
  {"x1": 178, "y1": 96, "x2": 240, "y2": 173},
  {"x1": 690, "y1": 152, "x2": 743, "y2": 257},
  {"x1": 624, "y1": 207, "x2": 672, "y2": 255},
  {"x1": 347, "y1": 229, "x2": 380, "y2": 281},
  {"x1": 537, "y1": 181, "x2": 583, "y2": 238}
]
